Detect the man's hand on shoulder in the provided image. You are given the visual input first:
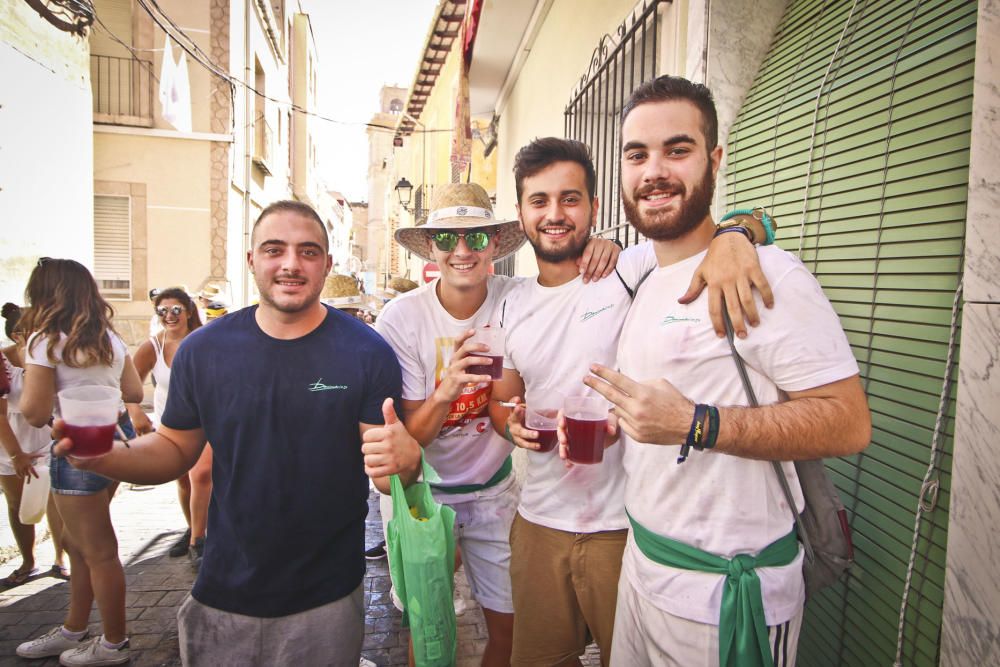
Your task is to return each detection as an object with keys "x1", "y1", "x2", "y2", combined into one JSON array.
[
  {"x1": 578, "y1": 237, "x2": 621, "y2": 283},
  {"x1": 362, "y1": 398, "x2": 422, "y2": 490}
]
